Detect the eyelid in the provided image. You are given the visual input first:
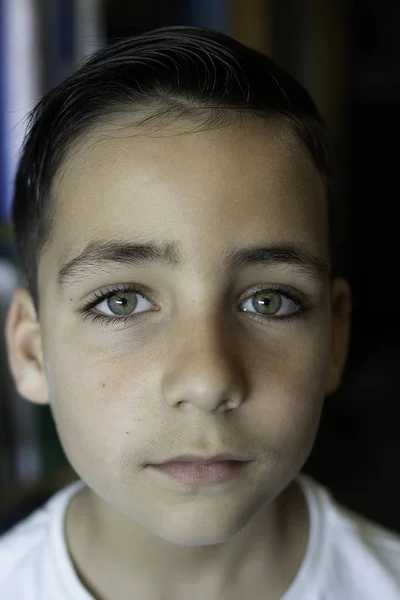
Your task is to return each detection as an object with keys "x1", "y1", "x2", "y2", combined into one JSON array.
[
  {"x1": 82, "y1": 283, "x2": 157, "y2": 312},
  {"x1": 95, "y1": 290, "x2": 153, "y2": 317},
  {"x1": 241, "y1": 291, "x2": 298, "y2": 313},
  {"x1": 238, "y1": 283, "x2": 309, "y2": 307},
  {"x1": 83, "y1": 283, "x2": 306, "y2": 309},
  {"x1": 75, "y1": 282, "x2": 313, "y2": 327}
]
